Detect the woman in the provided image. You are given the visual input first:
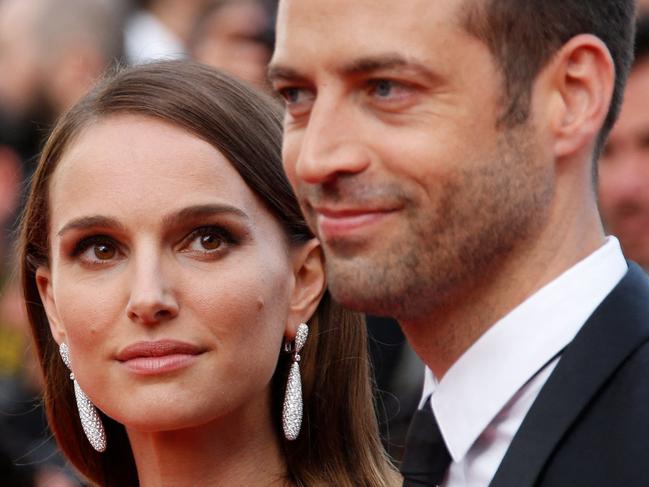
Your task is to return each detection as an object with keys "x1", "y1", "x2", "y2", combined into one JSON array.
[{"x1": 19, "y1": 61, "x2": 398, "y2": 487}]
